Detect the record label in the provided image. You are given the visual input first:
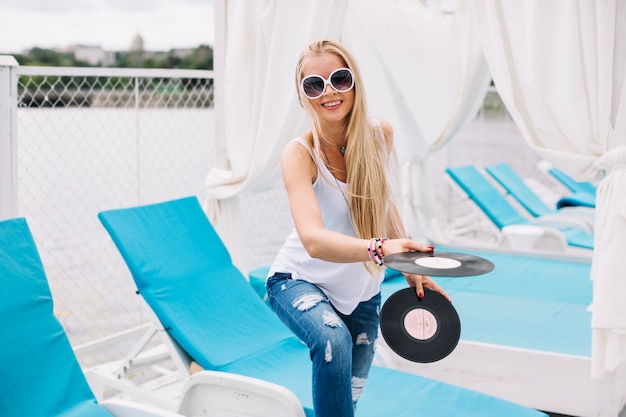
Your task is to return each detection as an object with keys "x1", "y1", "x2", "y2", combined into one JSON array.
[
  {"x1": 414, "y1": 256, "x2": 461, "y2": 269},
  {"x1": 384, "y1": 251, "x2": 495, "y2": 277},
  {"x1": 404, "y1": 308, "x2": 437, "y2": 339},
  {"x1": 380, "y1": 288, "x2": 460, "y2": 363}
]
